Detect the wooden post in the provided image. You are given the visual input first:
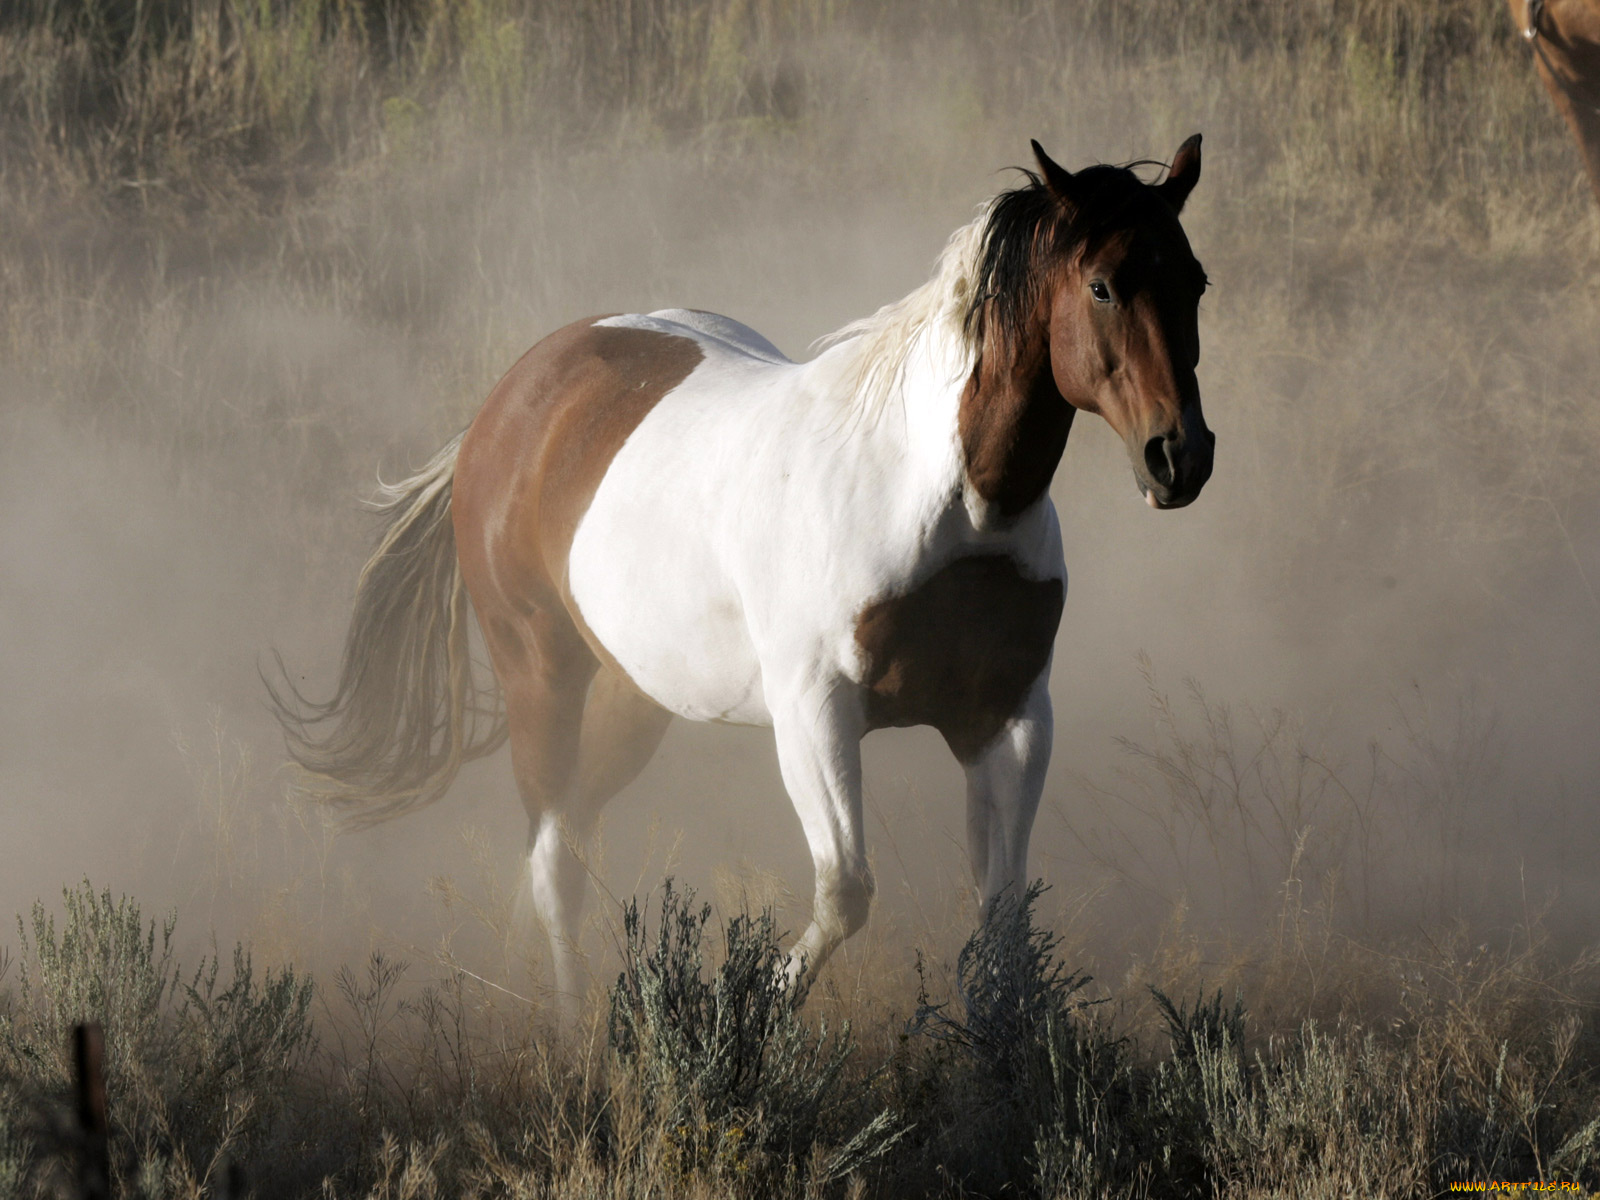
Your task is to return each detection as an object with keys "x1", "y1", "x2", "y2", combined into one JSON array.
[{"x1": 72, "y1": 1022, "x2": 109, "y2": 1200}]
